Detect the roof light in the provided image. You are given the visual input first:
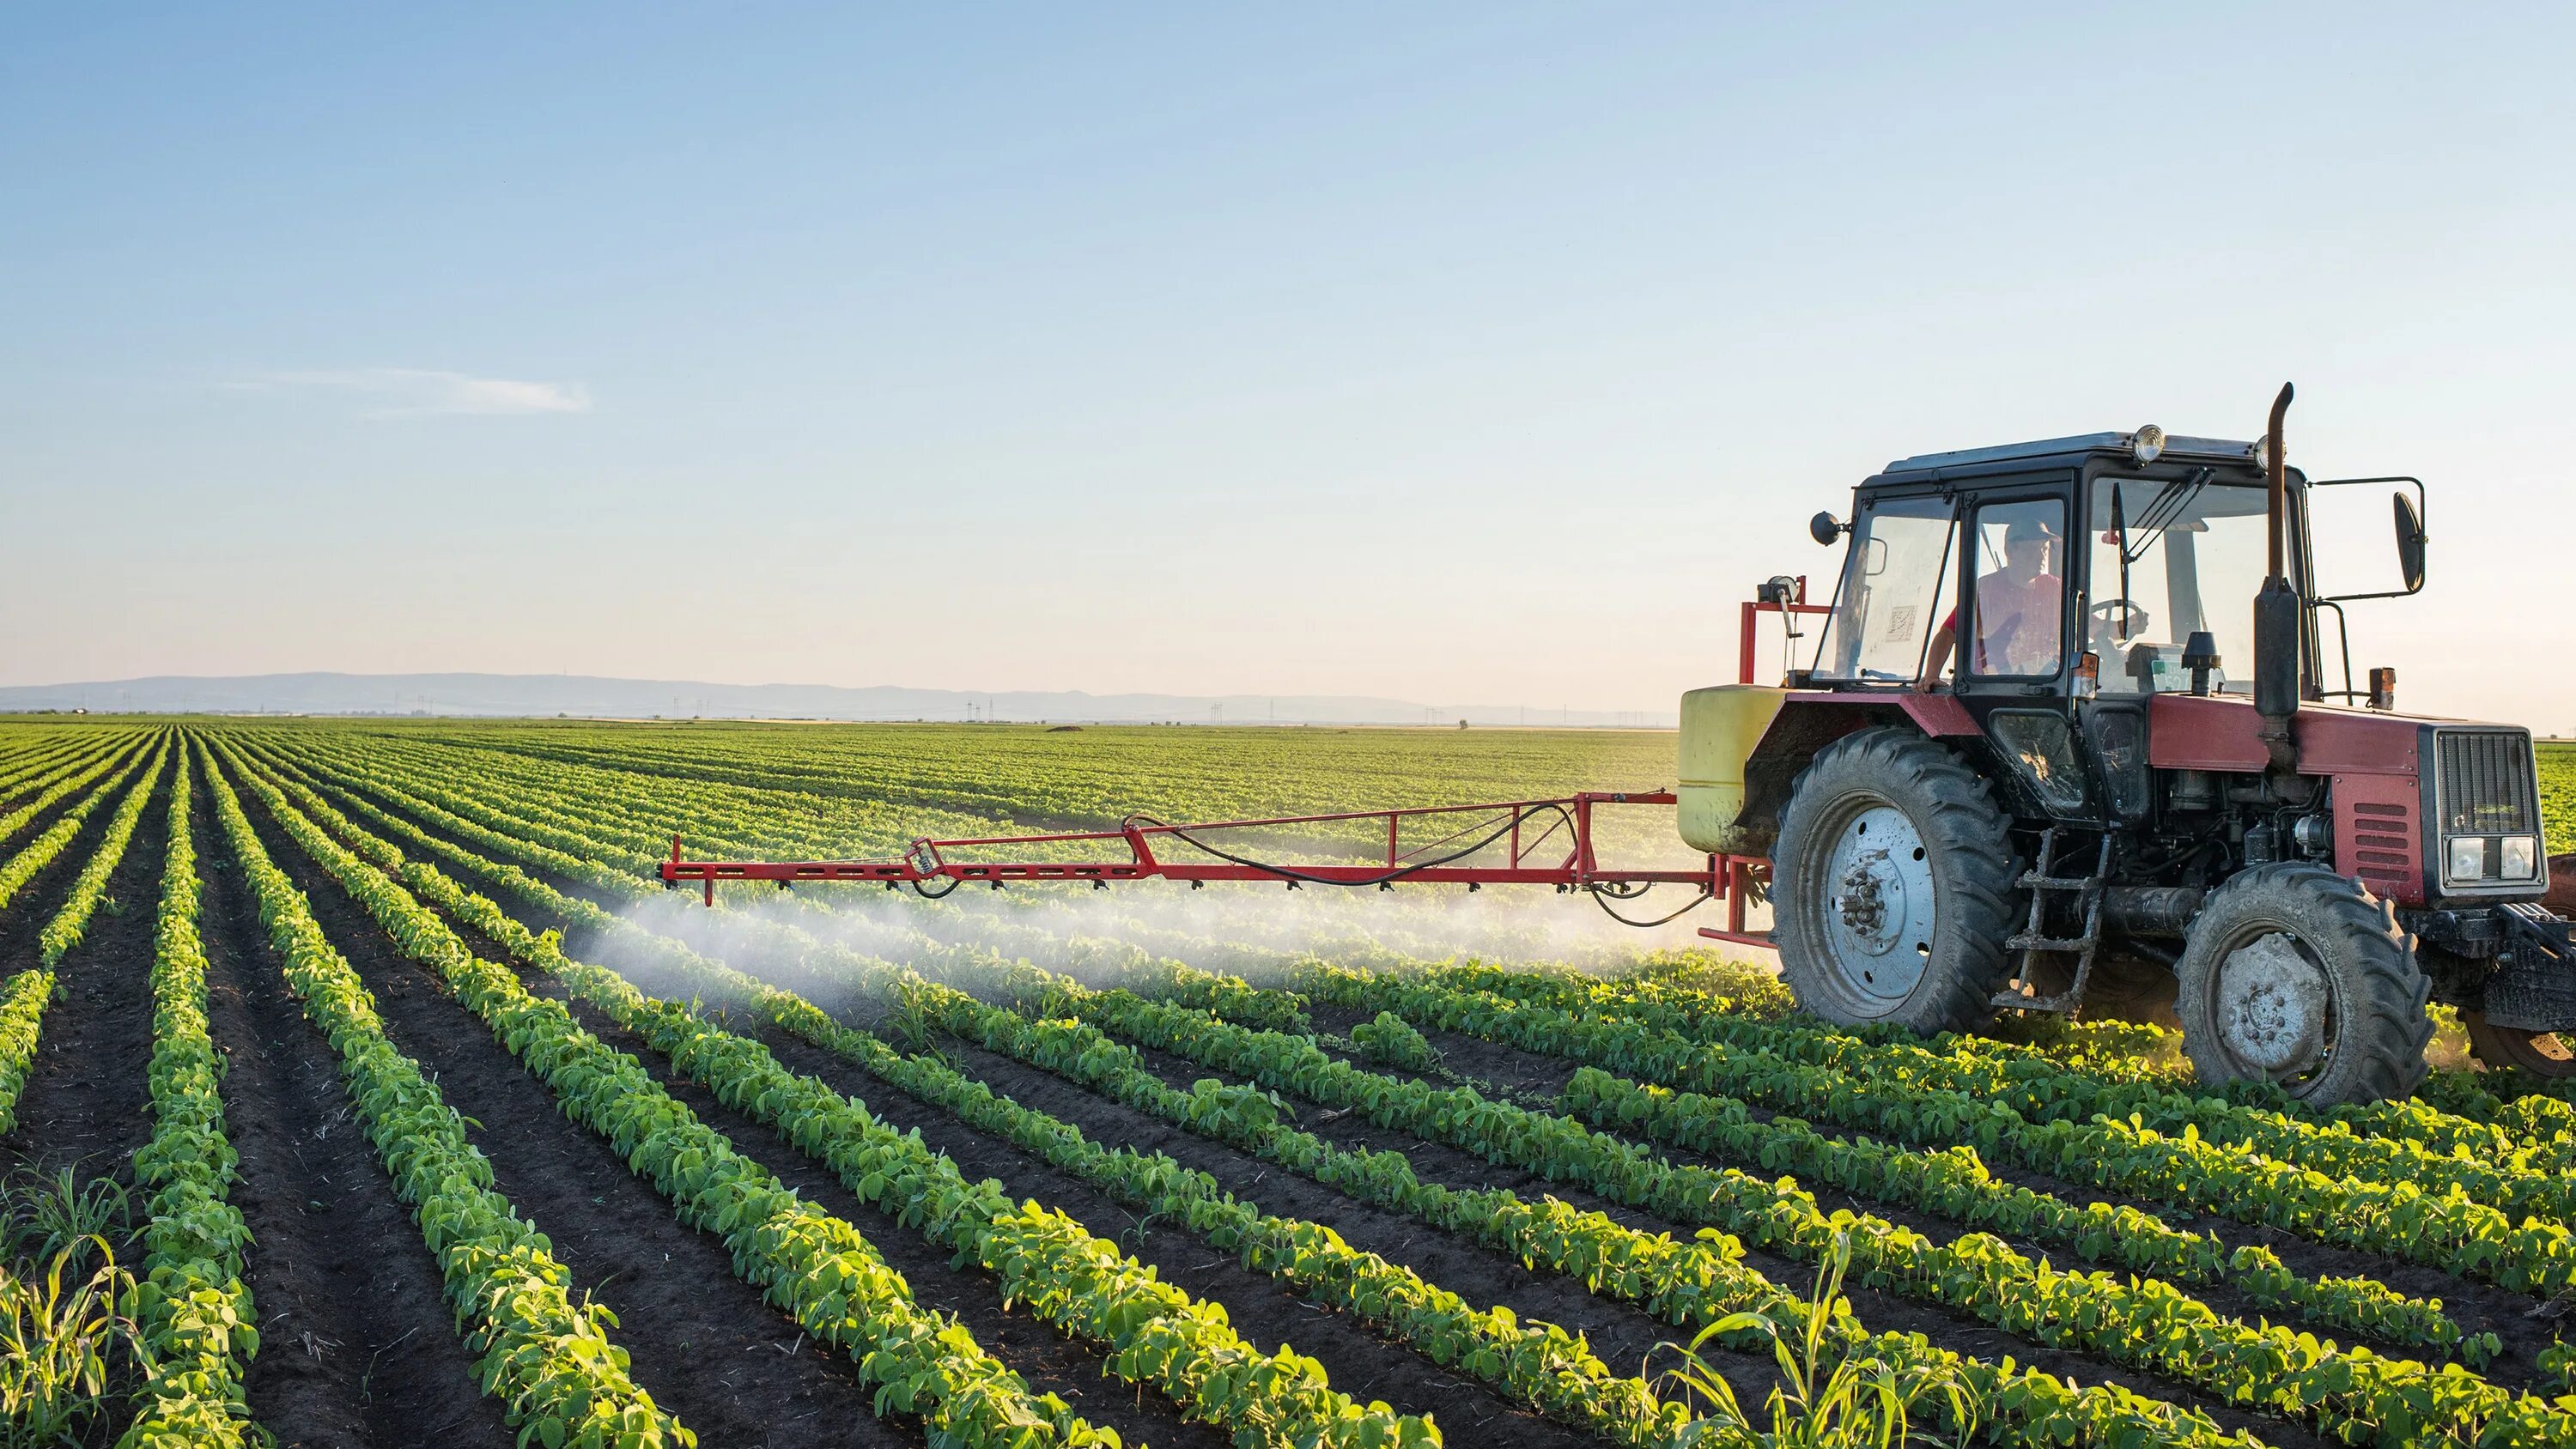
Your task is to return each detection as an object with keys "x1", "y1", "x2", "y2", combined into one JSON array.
[{"x1": 2130, "y1": 425, "x2": 2166, "y2": 465}]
